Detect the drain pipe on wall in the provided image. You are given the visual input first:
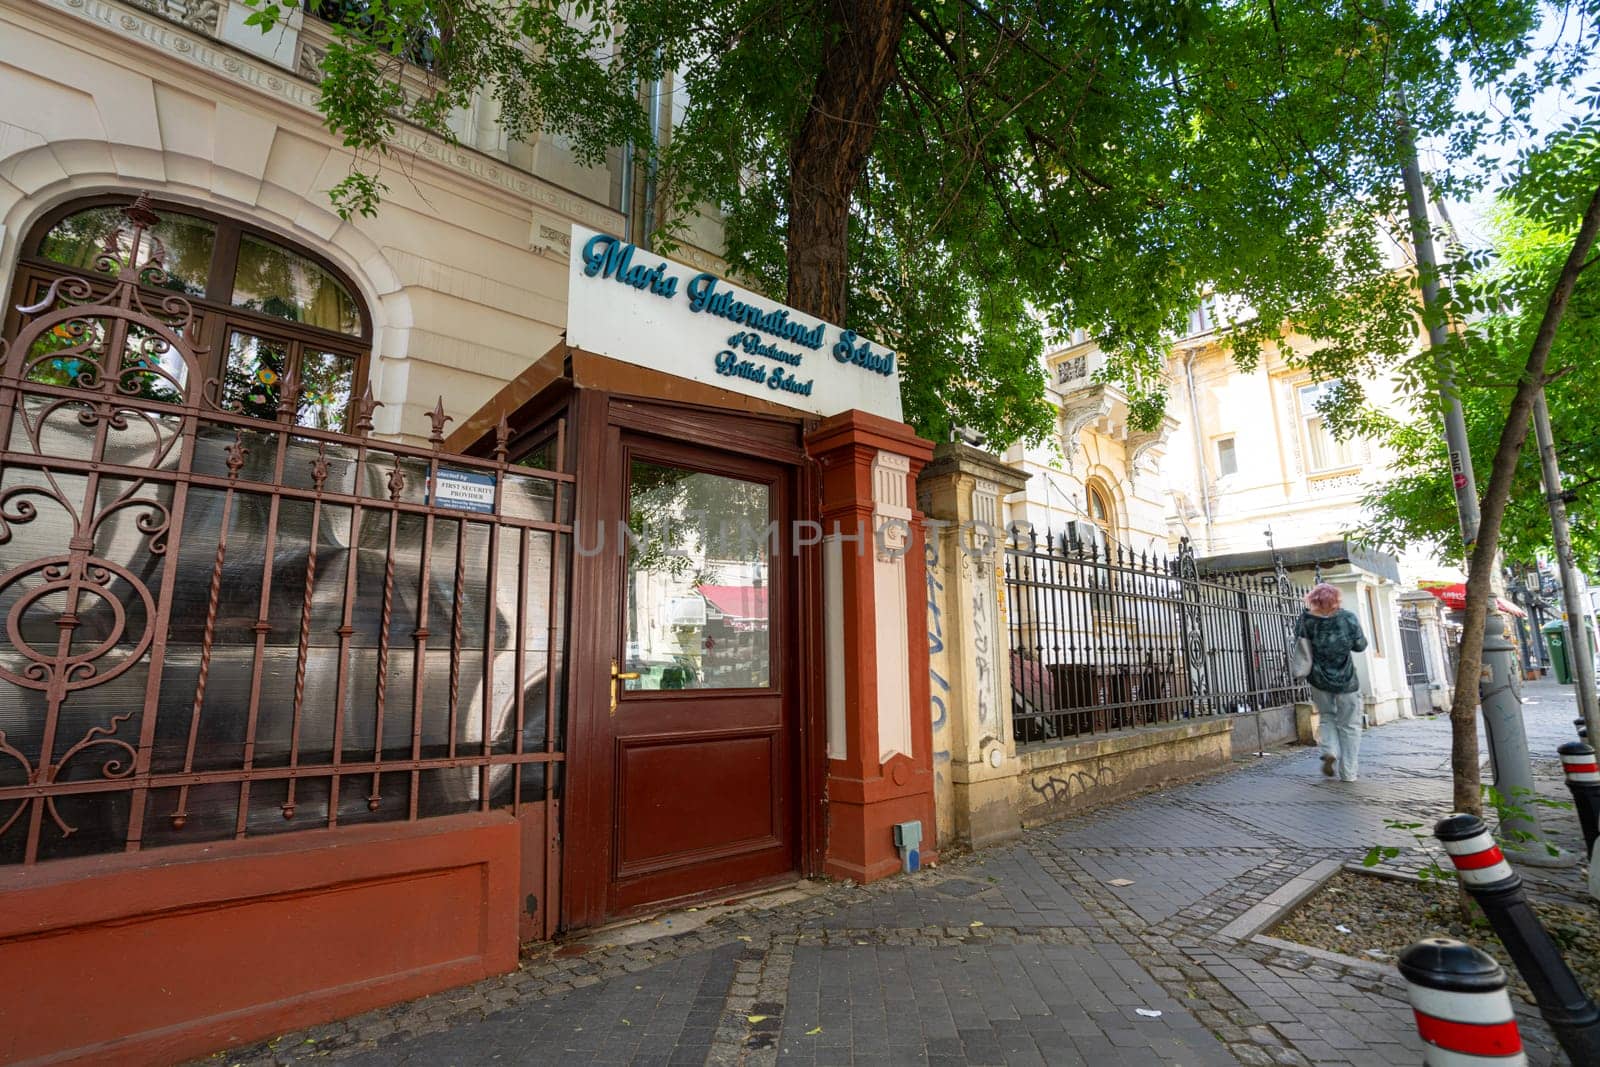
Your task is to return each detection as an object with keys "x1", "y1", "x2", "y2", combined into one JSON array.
[
  {"x1": 1183, "y1": 347, "x2": 1215, "y2": 552},
  {"x1": 618, "y1": 139, "x2": 635, "y2": 243},
  {"x1": 642, "y1": 63, "x2": 665, "y2": 249}
]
